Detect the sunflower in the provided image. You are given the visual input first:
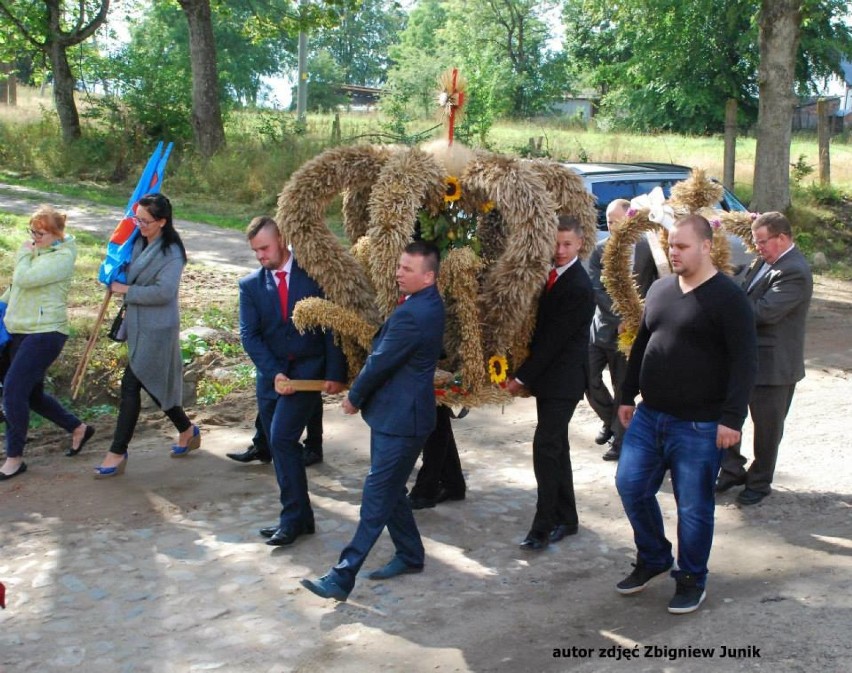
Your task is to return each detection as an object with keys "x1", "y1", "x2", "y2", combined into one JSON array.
[
  {"x1": 480, "y1": 200, "x2": 495, "y2": 213},
  {"x1": 488, "y1": 354, "x2": 508, "y2": 384},
  {"x1": 444, "y1": 175, "x2": 462, "y2": 203}
]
